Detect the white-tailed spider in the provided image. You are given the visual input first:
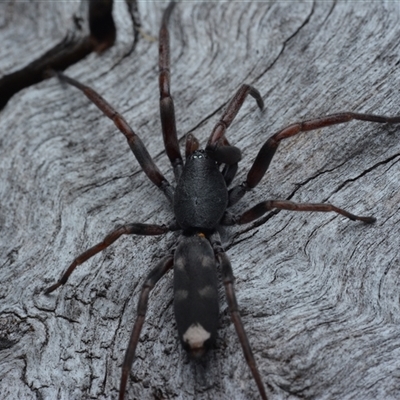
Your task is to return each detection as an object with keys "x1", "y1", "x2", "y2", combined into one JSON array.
[{"x1": 45, "y1": 2, "x2": 400, "y2": 399}]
